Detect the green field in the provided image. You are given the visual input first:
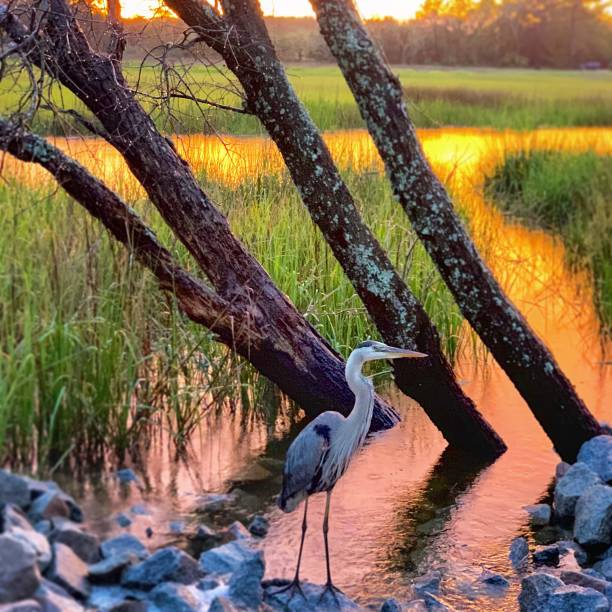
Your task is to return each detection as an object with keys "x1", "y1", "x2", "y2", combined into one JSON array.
[{"x1": 2, "y1": 65, "x2": 611, "y2": 135}]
